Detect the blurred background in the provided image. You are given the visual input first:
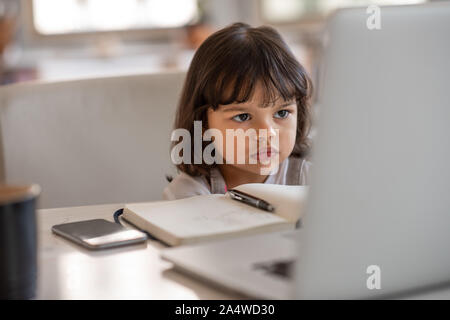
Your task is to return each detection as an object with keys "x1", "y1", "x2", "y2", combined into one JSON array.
[
  {"x1": 0, "y1": 0, "x2": 437, "y2": 87},
  {"x1": 0, "y1": 0, "x2": 447, "y2": 209}
]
